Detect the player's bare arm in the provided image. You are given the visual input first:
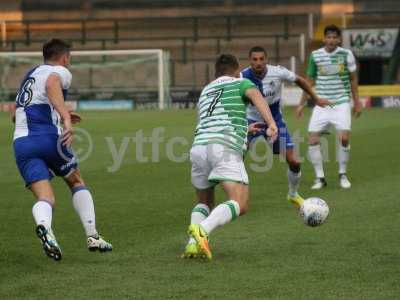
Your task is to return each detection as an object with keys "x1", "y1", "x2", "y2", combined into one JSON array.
[
  {"x1": 46, "y1": 74, "x2": 73, "y2": 146},
  {"x1": 350, "y1": 71, "x2": 362, "y2": 118},
  {"x1": 296, "y1": 77, "x2": 315, "y2": 119},
  {"x1": 245, "y1": 87, "x2": 278, "y2": 141}
]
